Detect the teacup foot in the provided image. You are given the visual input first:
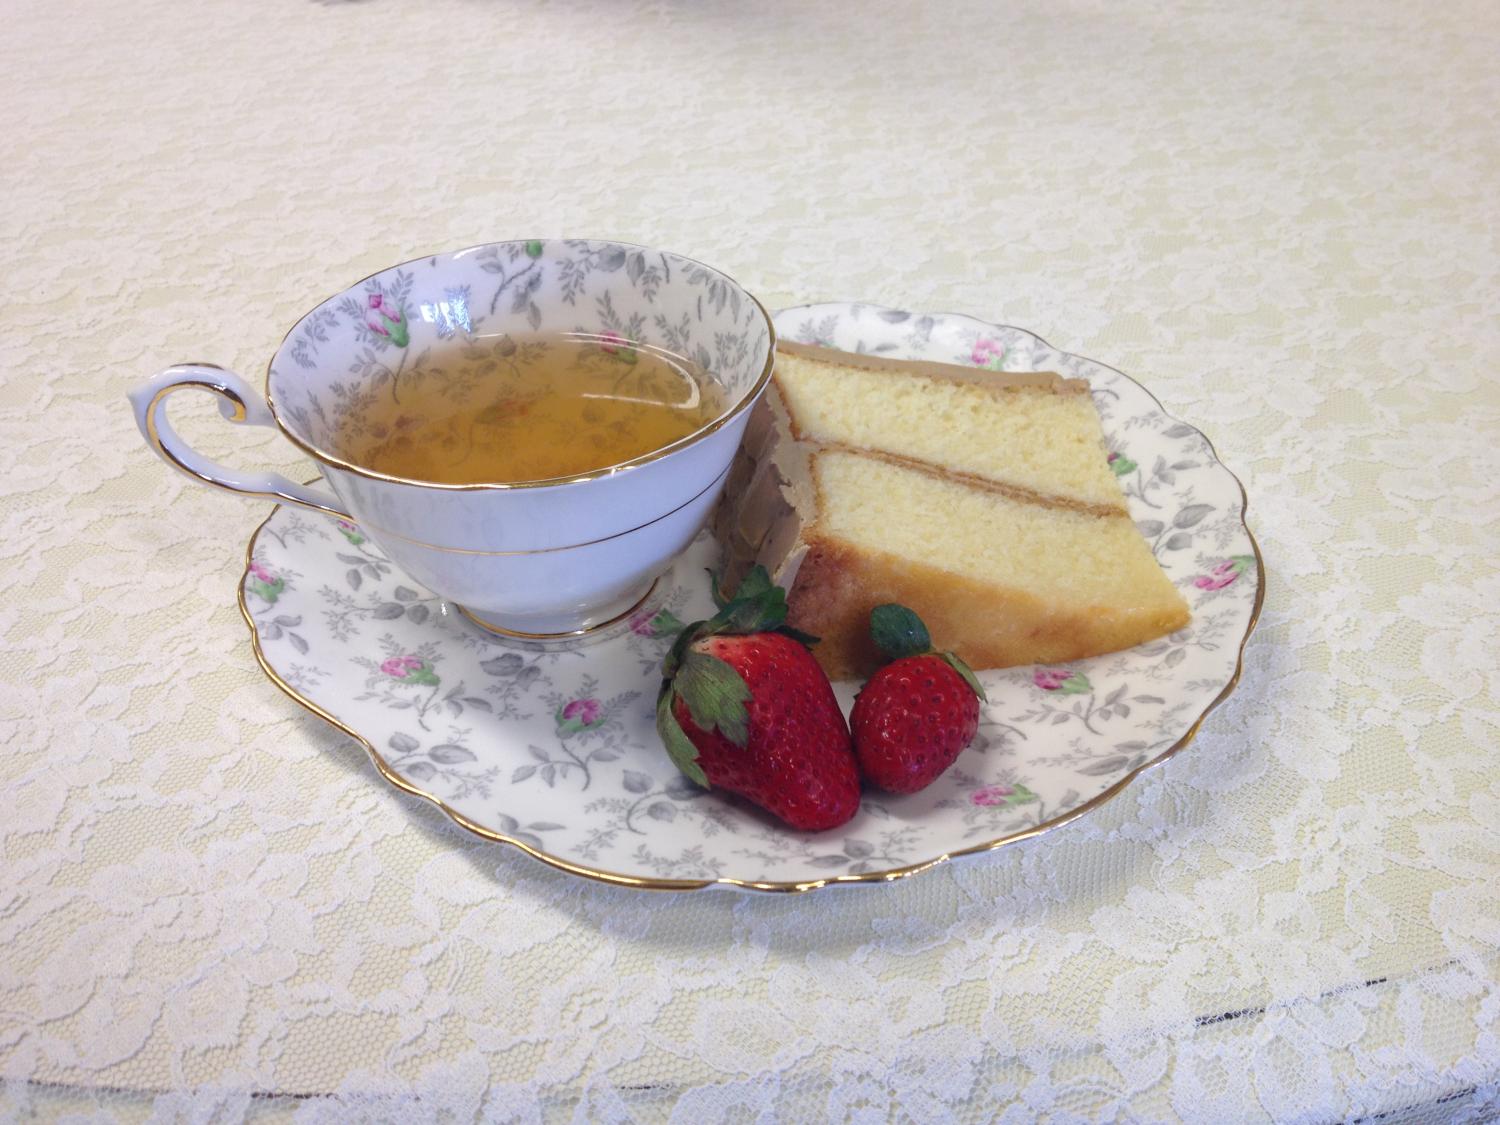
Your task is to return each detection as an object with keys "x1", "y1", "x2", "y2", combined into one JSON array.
[{"x1": 456, "y1": 576, "x2": 662, "y2": 648}]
